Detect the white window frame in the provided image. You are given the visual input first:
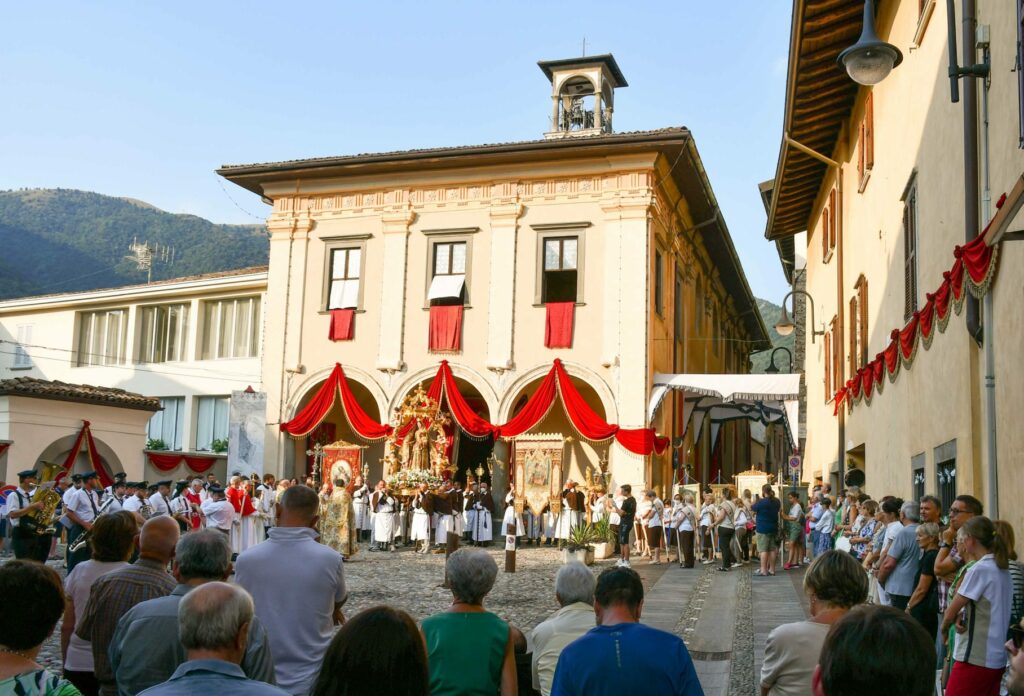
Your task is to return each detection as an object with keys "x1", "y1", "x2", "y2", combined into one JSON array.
[
  {"x1": 423, "y1": 229, "x2": 476, "y2": 307},
  {"x1": 195, "y1": 395, "x2": 230, "y2": 452},
  {"x1": 200, "y1": 296, "x2": 261, "y2": 360},
  {"x1": 76, "y1": 308, "x2": 128, "y2": 366},
  {"x1": 137, "y1": 303, "x2": 190, "y2": 364},
  {"x1": 320, "y1": 235, "x2": 370, "y2": 312},
  {"x1": 147, "y1": 397, "x2": 185, "y2": 451},
  {"x1": 12, "y1": 324, "x2": 32, "y2": 369},
  {"x1": 531, "y1": 222, "x2": 589, "y2": 305}
]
